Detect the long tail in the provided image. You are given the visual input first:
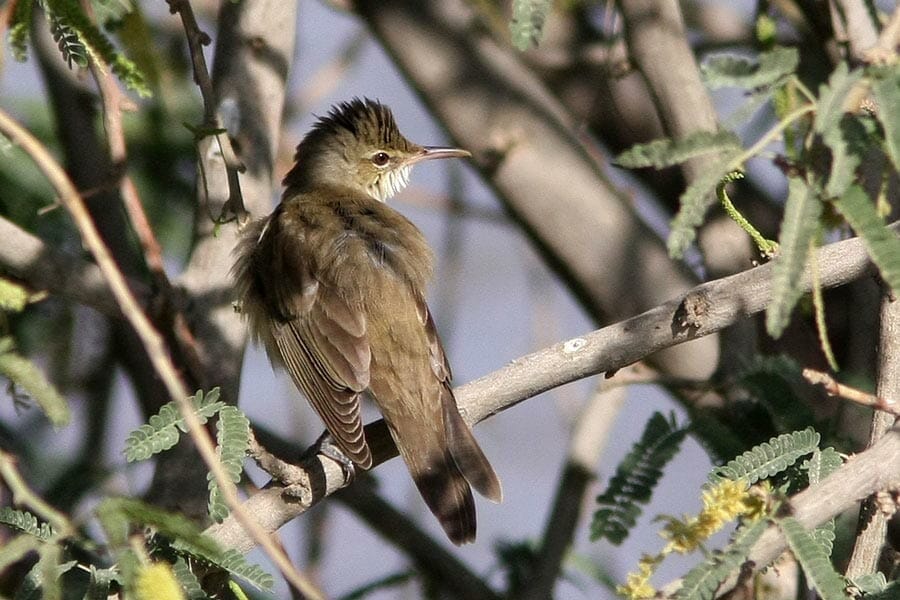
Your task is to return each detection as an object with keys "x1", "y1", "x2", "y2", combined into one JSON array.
[
  {"x1": 391, "y1": 387, "x2": 501, "y2": 545},
  {"x1": 441, "y1": 387, "x2": 503, "y2": 504},
  {"x1": 405, "y1": 443, "x2": 478, "y2": 545}
]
